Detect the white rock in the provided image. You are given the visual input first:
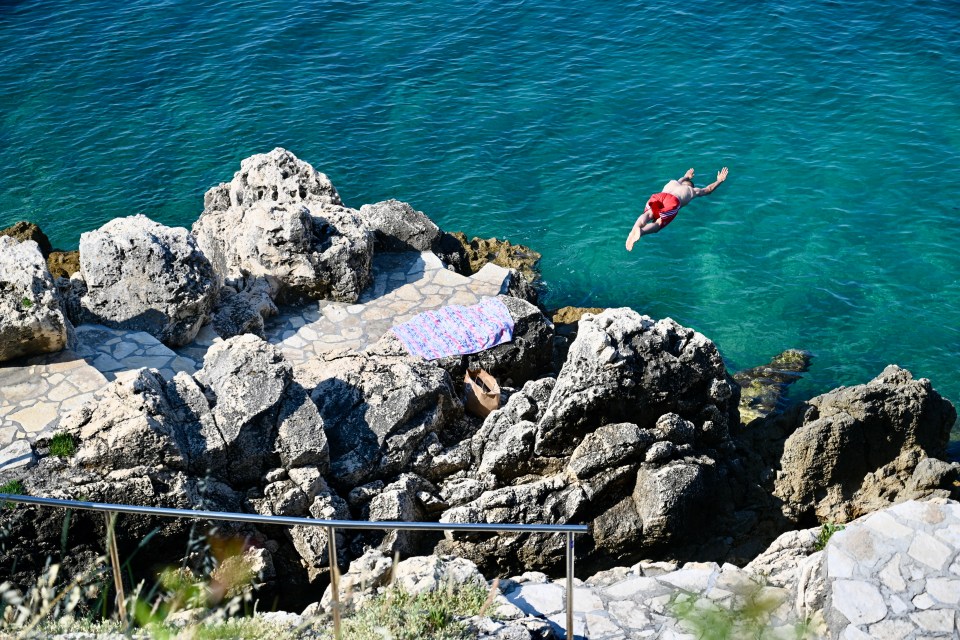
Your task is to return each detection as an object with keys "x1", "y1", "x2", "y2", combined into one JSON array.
[
  {"x1": 507, "y1": 583, "x2": 565, "y2": 616},
  {"x1": 657, "y1": 564, "x2": 719, "y2": 593},
  {"x1": 907, "y1": 531, "x2": 952, "y2": 571},
  {"x1": 866, "y1": 619, "x2": 914, "y2": 640},
  {"x1": 80, "y1": 215, "x2": 216, "y2": 346},
  {"x1": 839, "y1": 624, "x2": 873, "y2": 640},
  {"x1": 909, "y1": 608, "x2": 955, "y2": 633},
  {"x1": 878, "y1": 555, "x2": 906, "y2": 592},
  {"x1": 602, "y1": 576, "x2": 660, "y2": 600},
  {"x1": 831, "y1": 579, "x2": 887, "y2": 625},
  {"x1": 0, "y1": 237, "x2": 69, "y2": 362},
  {"x1": 827, "y1": 544, "x2": 857, "y2": 579},
  {"x1": 912, "y1": 592, "x2": 935, "y2": 609},
  {"x1": 0, "y1": 439, "x2": 34, "y2": 471},
  {"x1": 864, "y1": 511, "x2": 914, "y2": 541},
  {"x1": 926, "y1": 577, "x2": 960, "y2": 605}
]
